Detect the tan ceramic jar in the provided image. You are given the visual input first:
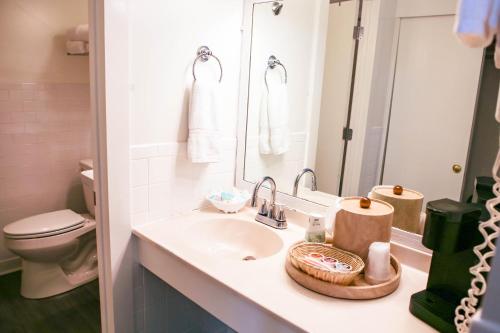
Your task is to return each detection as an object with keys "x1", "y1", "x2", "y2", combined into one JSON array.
[
  {"x1": 369, "y1": 185, "x2": 424, "y2": 234},
  {"x1": 332, "y1": 197, "x2": 394, "y2": 260}
]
